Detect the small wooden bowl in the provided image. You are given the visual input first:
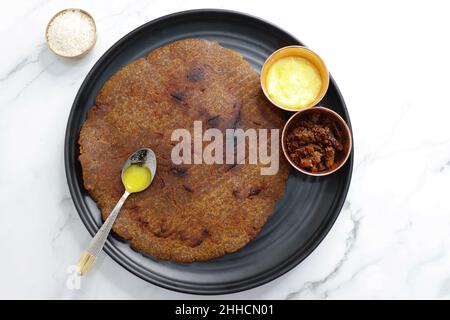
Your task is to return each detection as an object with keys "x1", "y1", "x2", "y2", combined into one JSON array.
[
  {"x1": 45, "y1": 8, "x2": 97, "y2": 58},
  {"x1": 261, "y1": 46, "x2": 329, "y2": 112},
  {"x1": 281, "y1": 107, "x2": 352, "y2": 176}
]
